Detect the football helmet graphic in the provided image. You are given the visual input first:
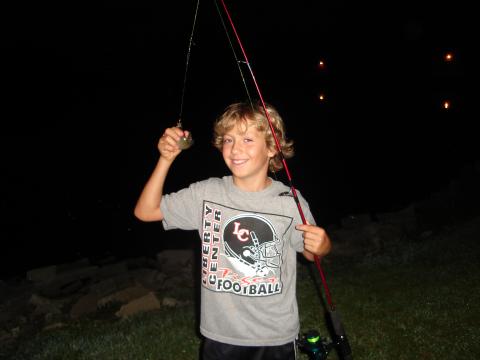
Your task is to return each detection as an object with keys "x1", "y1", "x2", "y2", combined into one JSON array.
[{"x1": 223, "y1": 214, "x2": 282, "y2": 276}]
